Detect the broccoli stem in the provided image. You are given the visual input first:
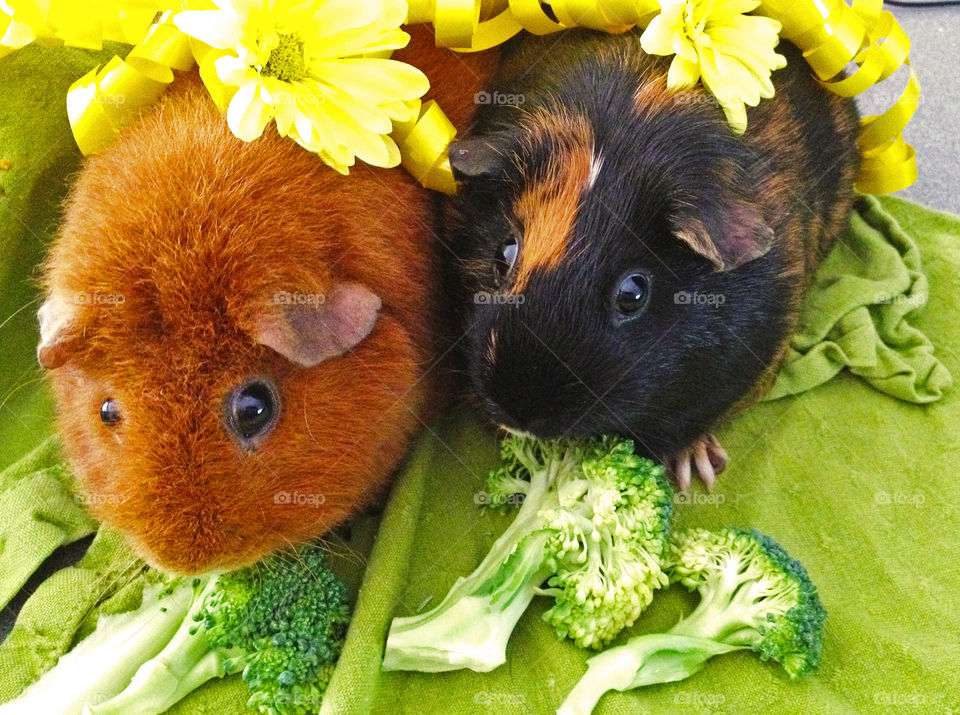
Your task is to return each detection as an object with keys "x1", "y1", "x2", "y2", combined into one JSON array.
[
  {"x1": 557, "y1": 634, "x2": 743, "y2": 715},
  {"x1": 557, "y1": 579, "x2": 755, "y2": 715},
  {"x1": 667, "y1": 575, "x2": 764, "y2": 645},
  {"x1": 383, "y1": 467, "x2": 557, "y2": 673},
  {"x1": 0, "y1": 581, "x2": 196, "y2": 715},
  {"x1": 85, "y1": 577, "x2": 238, "y2": 715}
]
